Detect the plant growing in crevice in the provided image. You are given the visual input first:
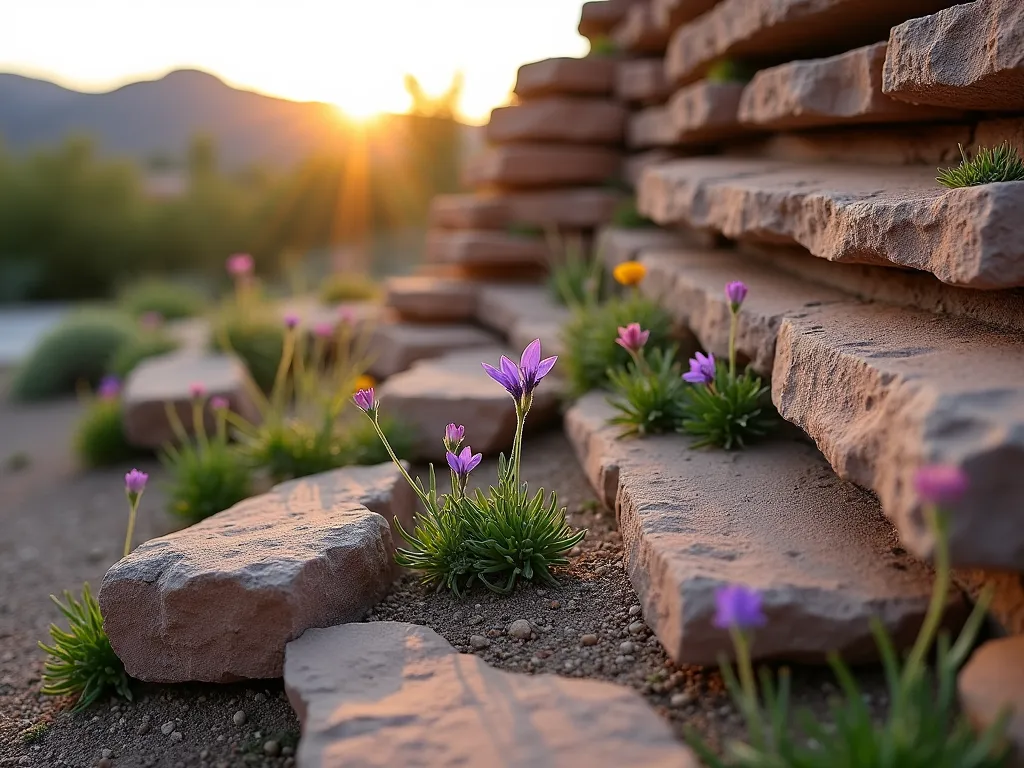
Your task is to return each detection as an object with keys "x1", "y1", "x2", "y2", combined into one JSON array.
[
  {"x1": 611, "y1": 198, "x2": 654, "y2": 229},
  {"x1": 354, "y1": 340, "x2": 585, "y2": 596},
  {"x1": 937, "y1": 143, "x2": 1024, "y2": 188},
  {"x1": 679, "y1": 282, "x2": 774, "y2": 449},
  {"x1": 588, "y1": 36, "x2": 619, "y2": 58},
  {"x1": 606, "y1": 323, "x2": 687, "y2": 436},
  {"x1": 706, "y1": 59, "x2": 756, "y2": 84},
  {"x1": 688, "y1": 467, "x2": 1009, "y2": 767},
  {"x1": 545, "y1": 227, "x2": 604, "y2": 308}
]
